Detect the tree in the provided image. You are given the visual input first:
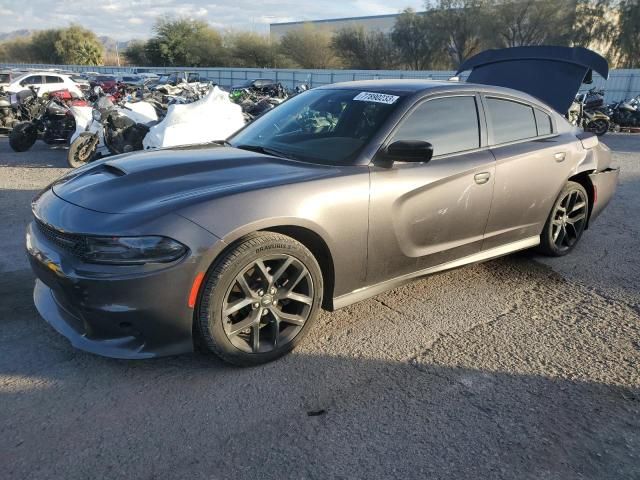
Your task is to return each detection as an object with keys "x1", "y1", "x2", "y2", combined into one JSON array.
[
  {"x1": 615, "y1": 0, "x2": 640, "y2": 68},
  {"x1": 226, "y1": 32, "x2": 275, "y2": 68},
  {"x1": 147, "y1": 17, "x2": 224, "y2": 67},
  {"x1": 30, "y1": 29, "x2": 61, "y2": 63},
  {"x1": 332, "y1": 26, "x2": 397, "y2": 69},
  {"x1": 54, "y1": 25, "x2": 104, "y2": 65},
  {"x1": 426, "y1": 0, "x2": 492, "y2": 67},
  {"x1": 279, "y1": 25, "x2": 338, "y2": 68},
  {"x1": 124, "y1": 40, "x2": 150, "y2": 66},
  {"x1": 571, "y1": 0, "x2": 615, "y2": 49},
  {"x1": 0, "y1": 37, "x2": 36, "y2": 63},
  {"x1": 489, "y1": 0, "x2": 574, "y2": 47},
  {"x1": 392, "y1": 8, "x2": 447, "y2": 70}
]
